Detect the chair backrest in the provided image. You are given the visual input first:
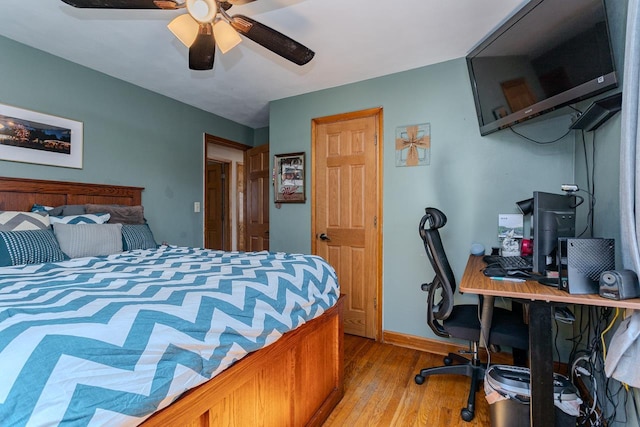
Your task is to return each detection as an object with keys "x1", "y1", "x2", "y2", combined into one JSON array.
[{"x1": 419, "y1": 207, "x2": 457, "y2": 337}]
